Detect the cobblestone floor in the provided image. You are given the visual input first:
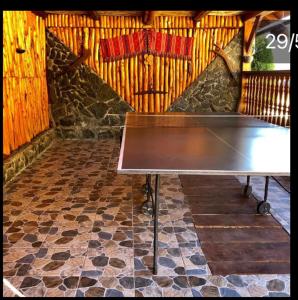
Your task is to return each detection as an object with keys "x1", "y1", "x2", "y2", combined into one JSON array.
[{"x1": 3, "y1": 139, "x2": 290, "y2": 297}]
